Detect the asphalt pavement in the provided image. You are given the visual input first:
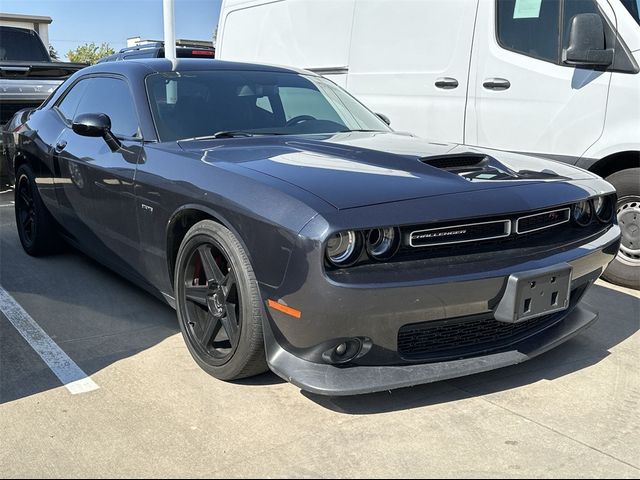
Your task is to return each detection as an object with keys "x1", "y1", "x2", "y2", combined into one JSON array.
[{"x1": 0, "y1": 188, "x2": 638, "y2": 478}]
